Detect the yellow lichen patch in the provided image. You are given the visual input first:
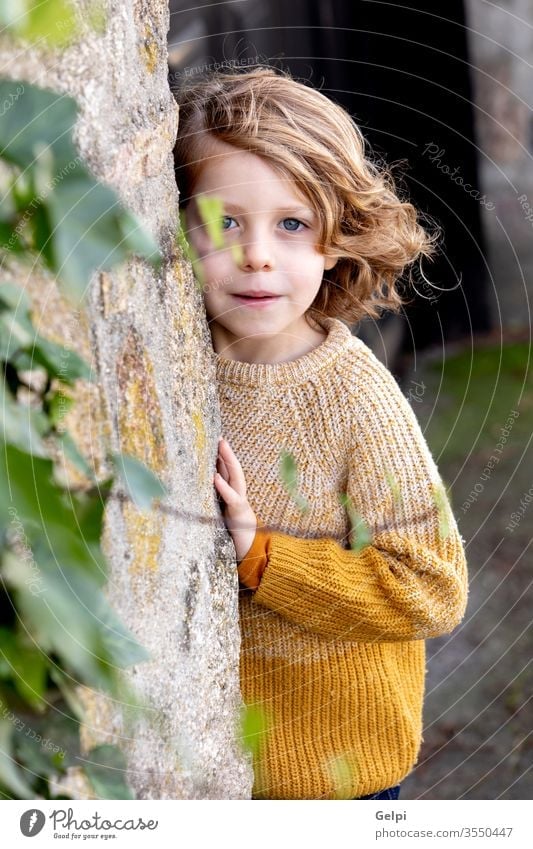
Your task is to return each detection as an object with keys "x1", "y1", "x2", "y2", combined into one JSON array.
[
  {"x1": 51, "y1": 379, "x2": 112, "y2": 488},
  {"x1": 140, "y1": 24, "x2": 159, "y2": 74},
  {"x1": 116, "y1": 330, "x2": 167, "y2": 580},
  {"x1": 123, "y1": 500, "x2": 162, "y2": 578},
  {"x1": 100, "y1": 270, "x2": 132, "y2": 317},
  {"x1": 191, "y1": 409, "x2": 208, "y2": 486},
  {"x1": 192, "y1": 412, "x2": 205, "y2": 453},
  {"x1": 116, "y1": 328, "x2": 167, "y2": 477}
]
